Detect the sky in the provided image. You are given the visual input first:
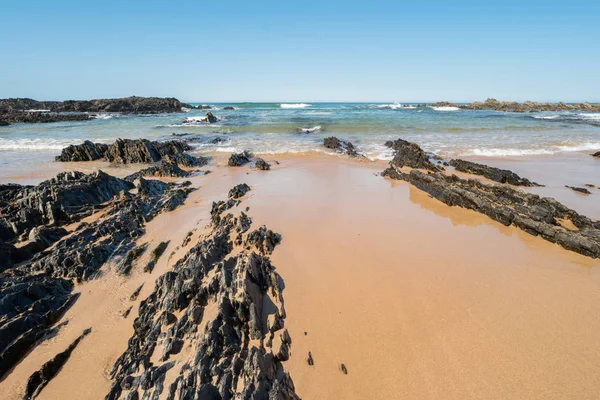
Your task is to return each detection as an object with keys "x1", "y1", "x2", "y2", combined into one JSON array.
[{"x1": 0, "y1": 1, "x2": 599, "y2": 102}]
